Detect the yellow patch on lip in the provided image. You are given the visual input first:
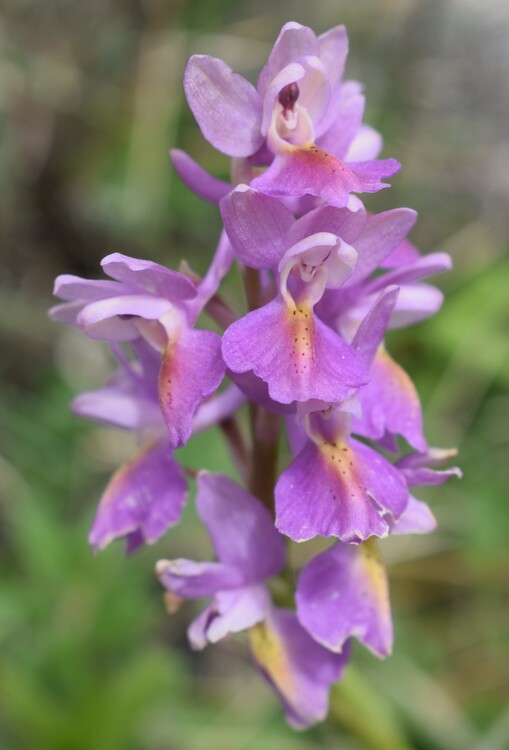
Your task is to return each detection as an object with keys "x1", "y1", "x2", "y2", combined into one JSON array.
[
  {"x1": 291, "y1": 144, "x2": 349, "y2": 173},
  {"x1": 248, "y1": 620, "x2": 295, "y2": 702},
  {"x1": 320, "y1": 439, "x2": 365, "y2": 504},
  {"x1": 359, "y1": 539, "x2": 390, "y2": 612},
  {"x1": 285, "y1": 302, "x2": 315, "y2": 372}
]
